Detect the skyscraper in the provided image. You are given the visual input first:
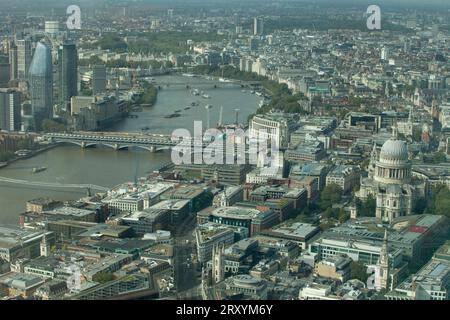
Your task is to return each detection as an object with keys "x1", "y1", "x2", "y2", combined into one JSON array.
[
  {"x1": 16, "y1": 39, "x2": 32, "y2": 80},
  {"x1": 0, "y1": 88, "x2": 21, "y2": 131},
  {"x1": 29, "y1": 42, "x2": 53, "y2": 131},
  {"x1": 8, "y1": 41, "x2": 18, "y2": 81},
  {"x1": 92, "y1": 65, "x2": 107, "y2": 95},
  {"x1": 253, "y1": 17, "x2": 264, "y2": 36},
  {"x1": 0, "y1": 63, "x2": 10, "y2": 86},
  {"x1": 58, "y1": 42, "x2": 78, "y2": 110},
  {"x1": 44, "y1": 21, "x2": 60, "y2": 37}
]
